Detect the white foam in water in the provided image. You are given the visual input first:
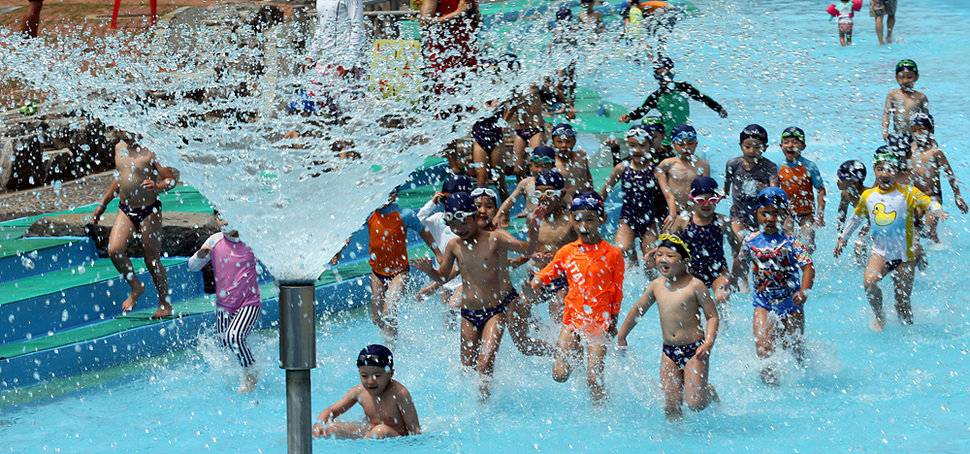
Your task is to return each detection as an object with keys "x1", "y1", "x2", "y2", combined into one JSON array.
[{"x1": 1, "y1": 0, "x2": 969, "y2": 452}]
